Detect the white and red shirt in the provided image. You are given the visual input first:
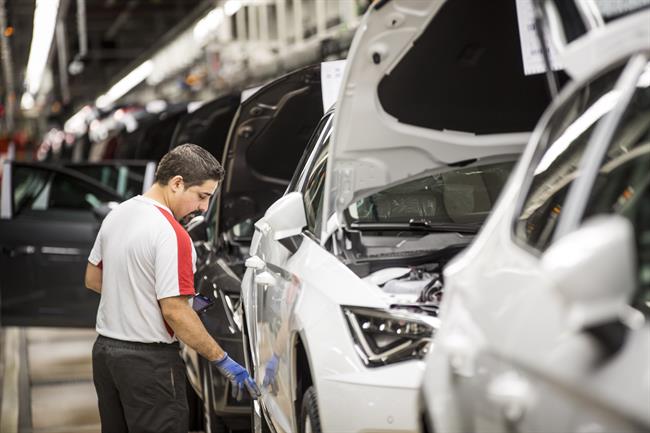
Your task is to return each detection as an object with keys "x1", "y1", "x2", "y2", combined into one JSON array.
[{"x1": 88, "y1": 195, "x2": 196, "y2": 343}]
